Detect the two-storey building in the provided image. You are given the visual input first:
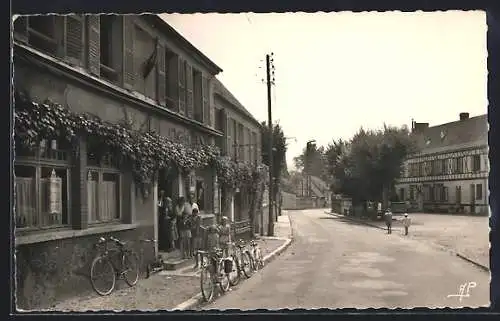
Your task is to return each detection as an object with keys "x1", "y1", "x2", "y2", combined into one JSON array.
[
  {"x1": 13, "y1": 14, "x2": 224, "y2": 309},
  {"x1": 395, "y1": 113, "x2": 488, "y2": 215},
  {"x1": 212, "y1": 78, "x2": 263, "y2": 237}
]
